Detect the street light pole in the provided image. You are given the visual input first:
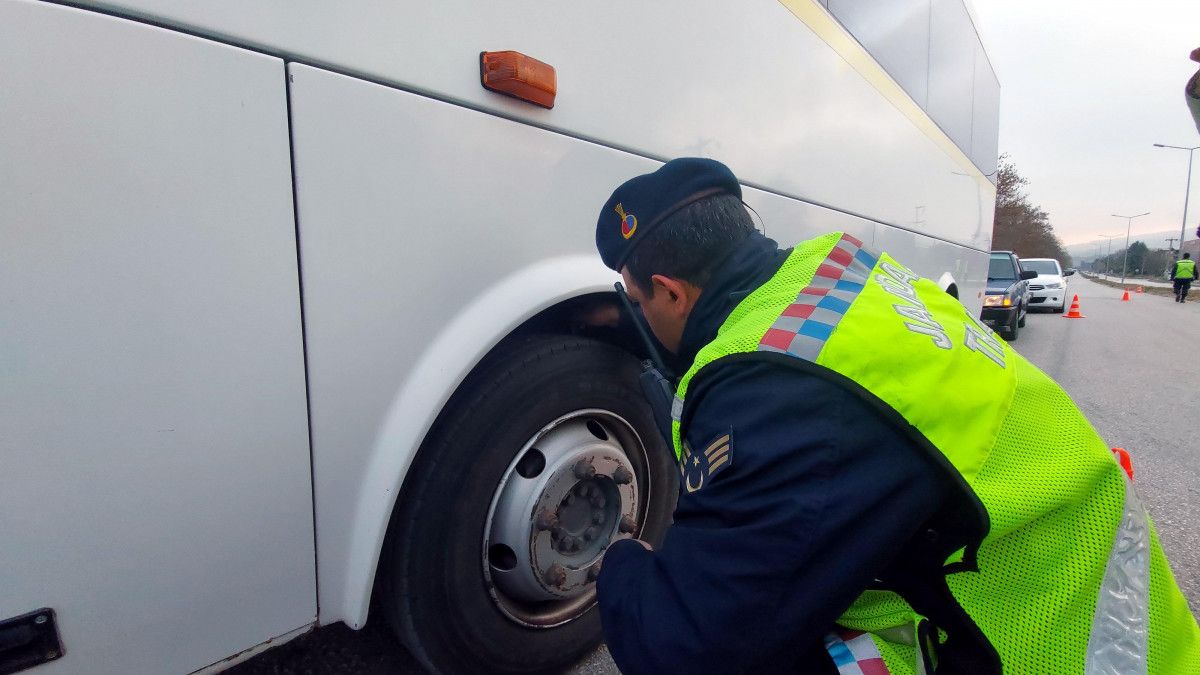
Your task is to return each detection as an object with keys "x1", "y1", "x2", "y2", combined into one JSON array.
[
  {"x1": 1152, "y1": 143, "x2": 1199, "y2": 258},
  {"x1": 1098, "y1": 234, "x2": 1121, "y2": 276},
  {"x1": 1111, "y1": 212, "x2": 1150, "y2": 285}
]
